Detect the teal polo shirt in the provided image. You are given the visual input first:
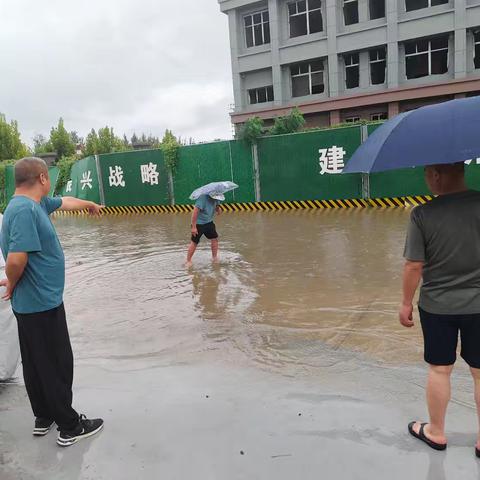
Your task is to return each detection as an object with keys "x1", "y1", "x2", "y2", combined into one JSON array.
[
  {"x1": 0, "y1": 196, "x2": 64, "y2": 314},
  {"x1": 195, "y1": 195, "x2": 219, "y2": 225}
]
